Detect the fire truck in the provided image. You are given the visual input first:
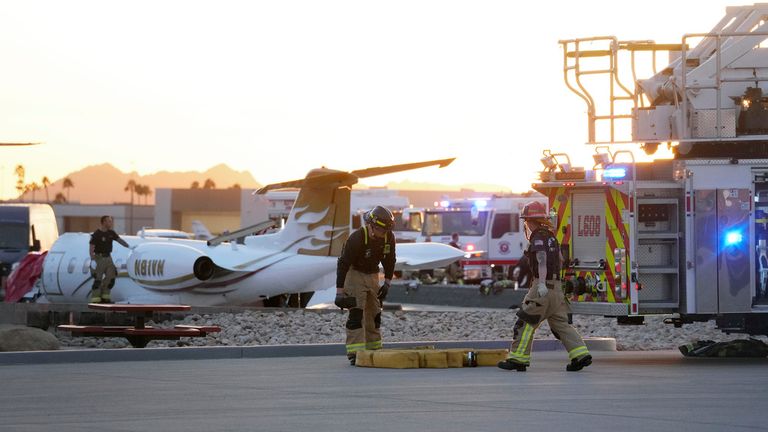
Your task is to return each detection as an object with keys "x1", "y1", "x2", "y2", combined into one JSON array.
[
  {"x1": 421, "y1": 197, "x2": 545, "y2": 282},
  {"x1": 538, "y1": 4, "x2": 768, "y2": 335}
]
